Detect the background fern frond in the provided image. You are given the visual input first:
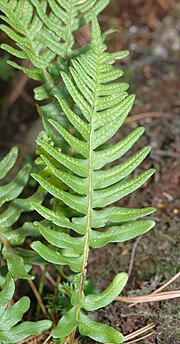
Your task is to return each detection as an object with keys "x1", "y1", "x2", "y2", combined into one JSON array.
[
  {"x1": 0, "y1": 0, "x2": 111, "y2": 148},
  {"x1": 0, "y1": 0, "x2": 110, "y2": 101},
  {"x1": 31, "y1": 16, "x2": 156, "y2": 343},
  {"x1": 0, "y1": 273, "x2": 52, "y2": 343},
  {"x1": 0, "y1": 147, "x2": 46, "y2": 280}
]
